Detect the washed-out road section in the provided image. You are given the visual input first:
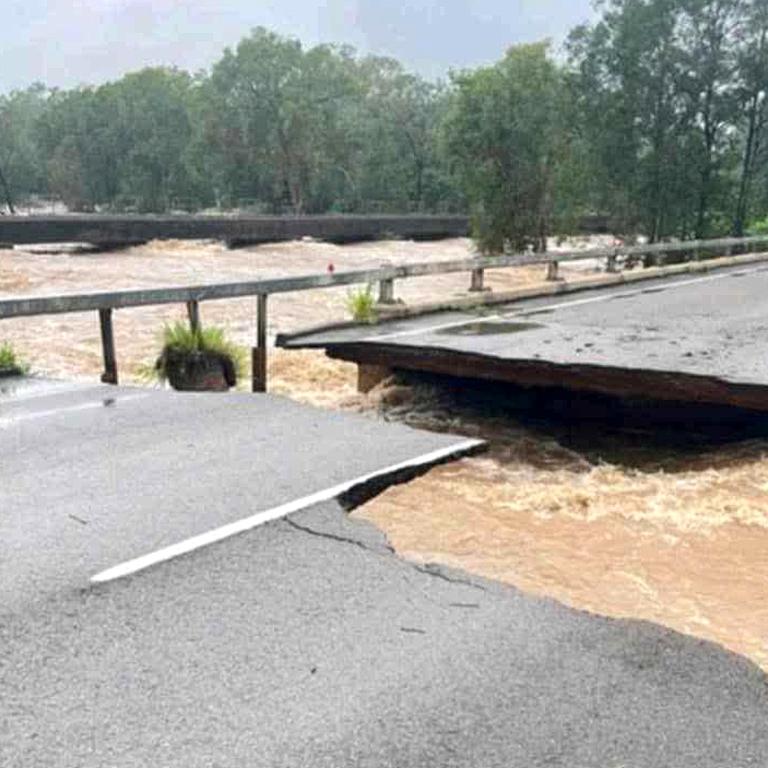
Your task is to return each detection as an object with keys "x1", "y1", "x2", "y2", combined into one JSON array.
[
  {"x1": 1, "y1": 379, "x2": 767, "y2": 767},
  {"x1": 281, "y1": 261, "x2": 768, "y2": 410},
  {"x1": 0, "y1": 379, "x2": 480, "y2": 610}
]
